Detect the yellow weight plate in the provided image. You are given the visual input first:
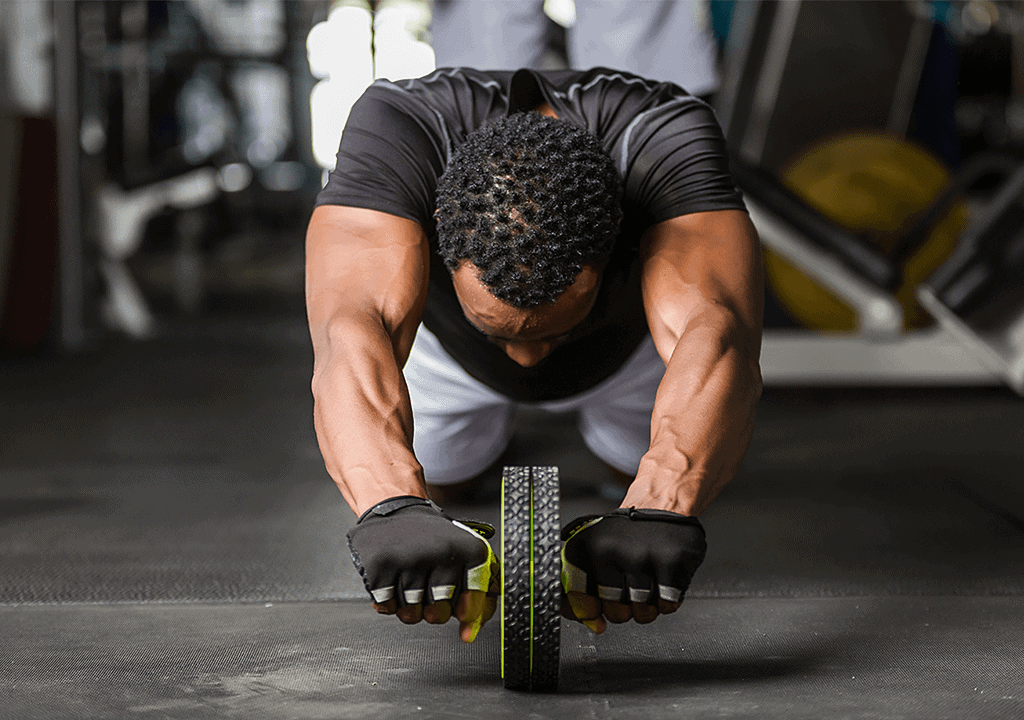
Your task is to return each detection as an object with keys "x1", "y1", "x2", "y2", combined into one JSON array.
[{"x1": 765, "y1": 133, "x2": 970, "y2": 331}]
